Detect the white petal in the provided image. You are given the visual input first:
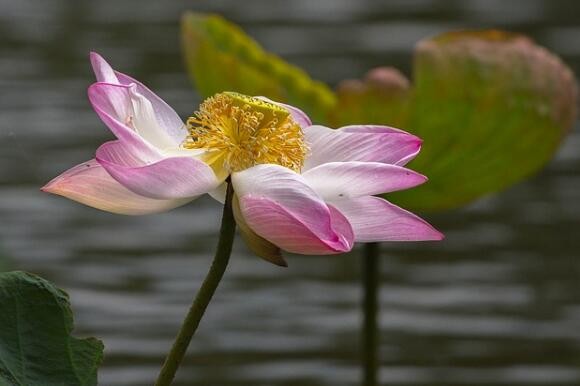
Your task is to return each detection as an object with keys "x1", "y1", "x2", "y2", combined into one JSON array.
[{"x1": 302, "y1": 161, "x2": 427, "y2": 201}]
